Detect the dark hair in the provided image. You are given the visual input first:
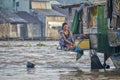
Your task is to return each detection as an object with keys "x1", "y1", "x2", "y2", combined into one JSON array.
[{"x1": 62, "y1": 22, "x2": 68, "y2": 30}]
